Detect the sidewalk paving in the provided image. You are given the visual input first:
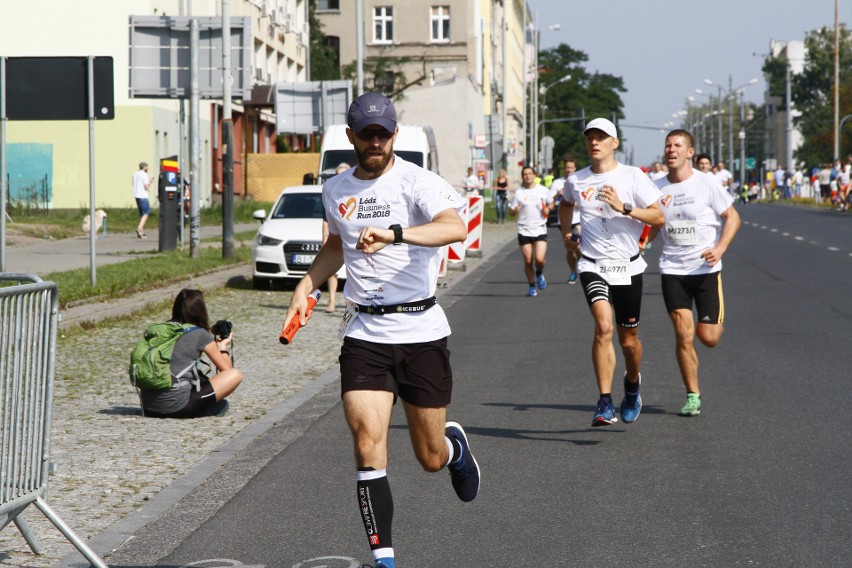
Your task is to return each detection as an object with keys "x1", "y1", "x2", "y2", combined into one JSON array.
[
  {"x1": 2, "y1": 223, "x2": 258, "y2": 276},
  {"x1": 0, "y1": 221, "x2": 517, "y2": 567}
]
